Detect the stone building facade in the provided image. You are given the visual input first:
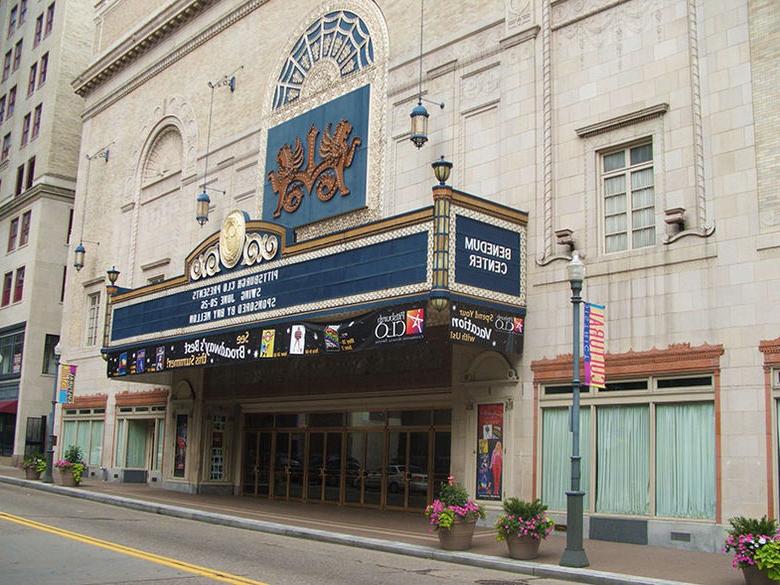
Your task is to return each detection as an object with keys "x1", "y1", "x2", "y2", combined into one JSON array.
[
  {"x1": 59, "y1": 0, "x2": 778, "y2": 553},
  {"x1": 0, "y1": 0, "x2": 93, "y2": 461}
]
